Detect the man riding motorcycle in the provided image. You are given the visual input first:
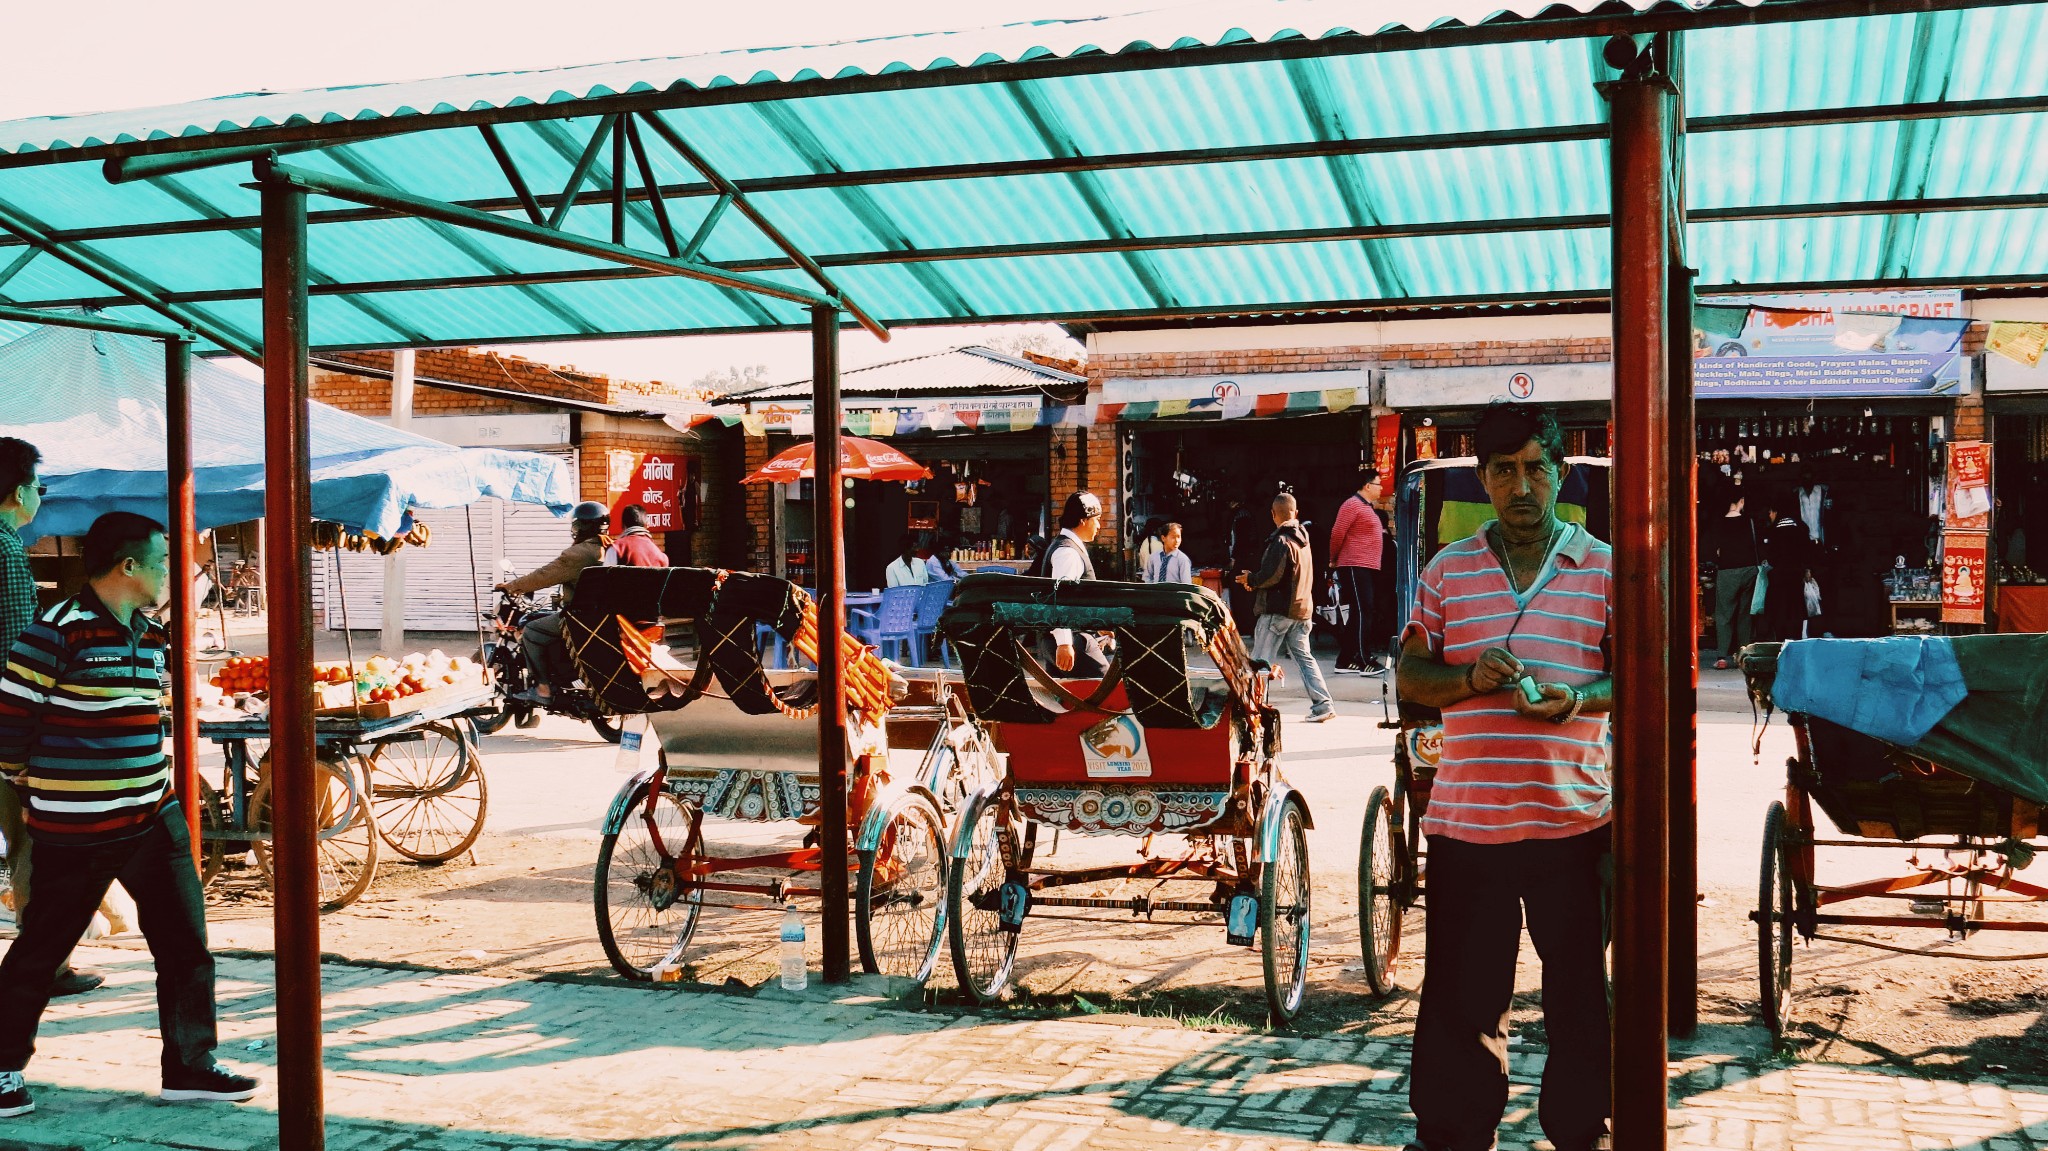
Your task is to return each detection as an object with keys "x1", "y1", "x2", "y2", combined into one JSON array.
[{"x1": 493, "y1": 500, "x2": 607, "y2": 703}]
